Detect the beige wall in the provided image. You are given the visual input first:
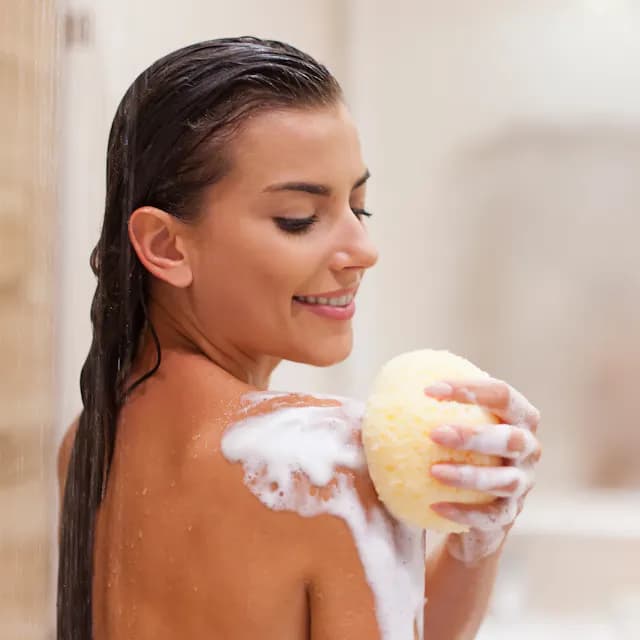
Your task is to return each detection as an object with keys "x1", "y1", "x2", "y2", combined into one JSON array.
[{"x1": 0, "y1": 2, "x2": 58, "y2": 638}]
